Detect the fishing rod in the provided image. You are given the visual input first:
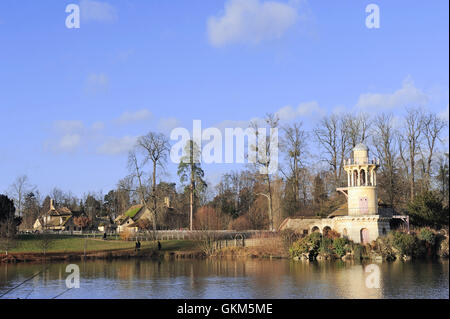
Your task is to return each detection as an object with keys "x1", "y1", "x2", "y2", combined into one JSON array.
[
  {"x1": 0, "y1": 265, "x2": 49, "y2": 299},
  {"x1": 51, "y1": 287, "x2": 73, "y2": 299}
]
